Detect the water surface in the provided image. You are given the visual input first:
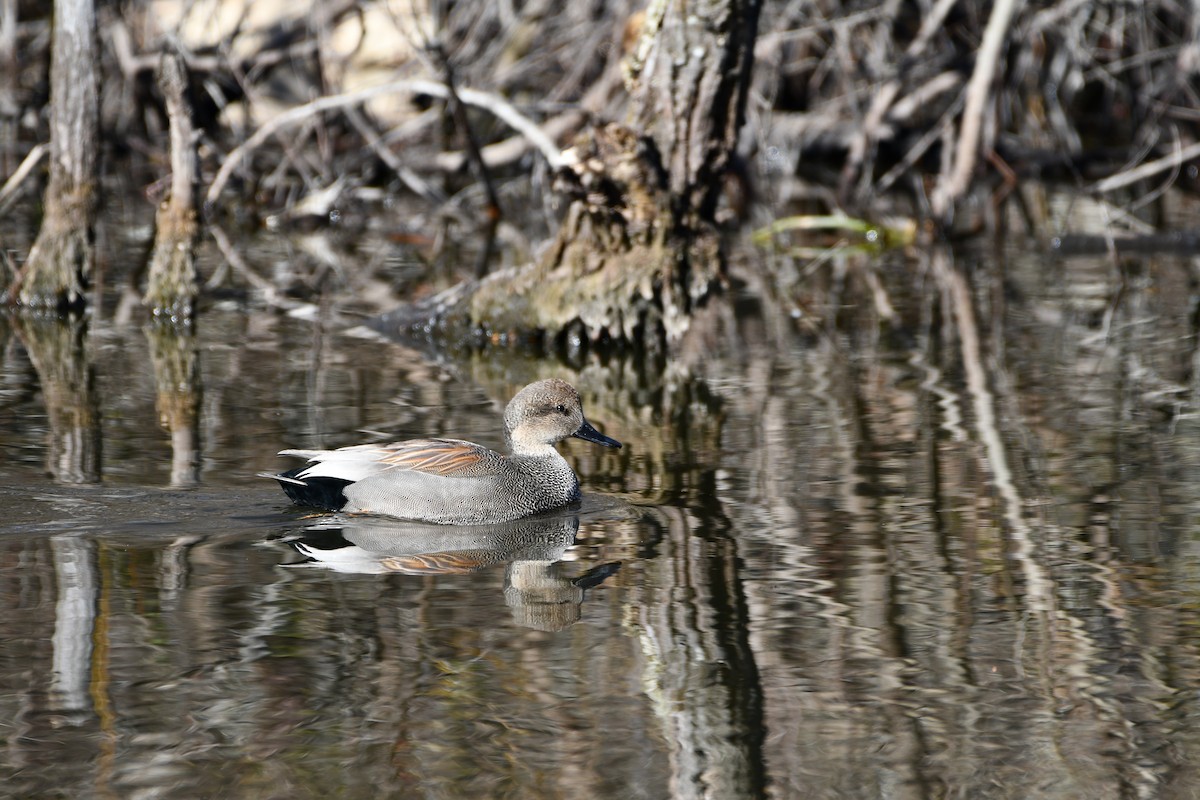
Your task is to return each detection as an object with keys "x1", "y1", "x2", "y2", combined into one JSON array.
[{"x1": 3, "y1": 233, "x2": 1200, "y2": 799}]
